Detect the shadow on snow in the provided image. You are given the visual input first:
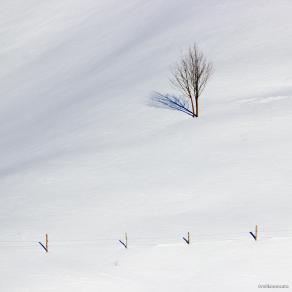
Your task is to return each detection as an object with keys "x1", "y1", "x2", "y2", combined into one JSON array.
[{"x1": 149, "y1": 92, "x2": 193, "y2": 117}]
